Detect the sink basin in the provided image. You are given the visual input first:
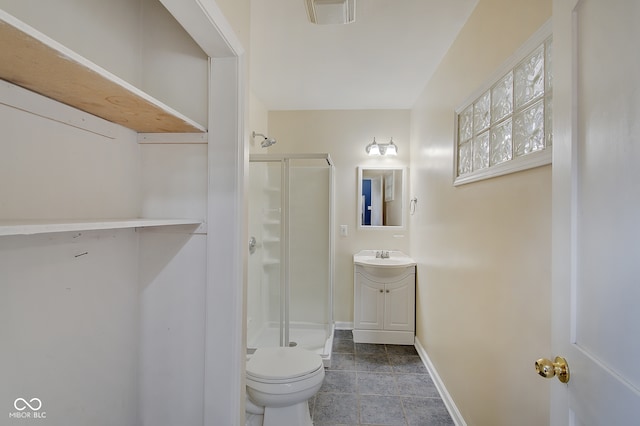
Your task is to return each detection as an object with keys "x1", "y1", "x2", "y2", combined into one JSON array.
[{"x1": 353, "y1": 250, "x2": 416, "y2": 268}]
